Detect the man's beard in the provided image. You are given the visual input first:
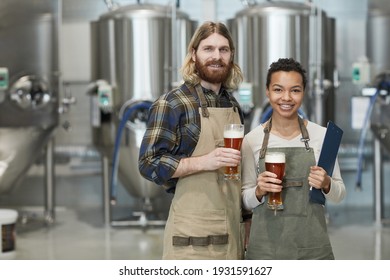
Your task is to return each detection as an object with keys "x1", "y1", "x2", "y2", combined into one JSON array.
[{"x1": 195, "y1": 59, "x2": 231, "y2": 84}]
